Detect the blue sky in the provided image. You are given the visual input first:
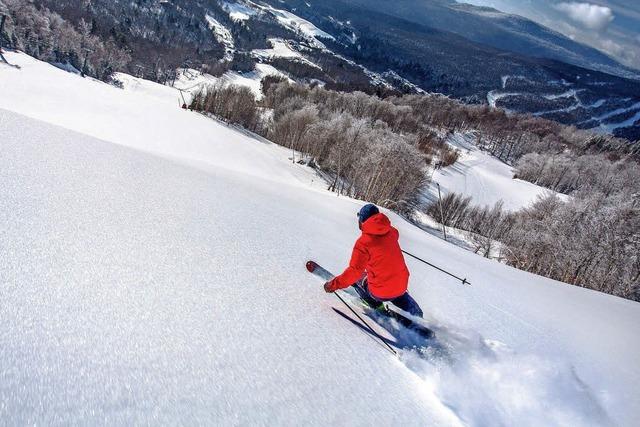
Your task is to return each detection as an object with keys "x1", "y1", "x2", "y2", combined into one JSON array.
[{"x1": 459, "y1": 0, "x2": 640, "y2": 70}]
